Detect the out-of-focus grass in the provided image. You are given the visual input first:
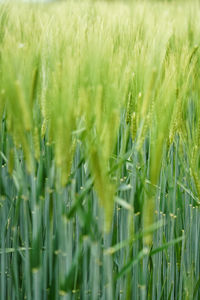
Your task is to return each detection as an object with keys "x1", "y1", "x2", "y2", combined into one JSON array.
[{"x1": 0, "y1": 1, "x2": 200, "y2": 299}]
